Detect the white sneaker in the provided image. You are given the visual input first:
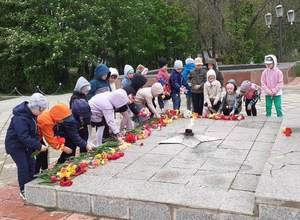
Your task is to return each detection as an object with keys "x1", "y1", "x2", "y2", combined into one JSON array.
[{"x1": 19, "y1": 191, "x2": 26, "y2": 201}]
